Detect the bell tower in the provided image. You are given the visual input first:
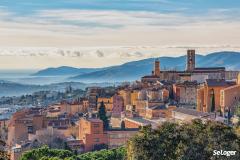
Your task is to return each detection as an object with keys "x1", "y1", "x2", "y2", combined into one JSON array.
[
  {"x1": 186, "y1": 49, "x2": 195, "y2": 72},
  {"x1": 154, "y1": 59, "x2": 160, "y2": 77}
]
